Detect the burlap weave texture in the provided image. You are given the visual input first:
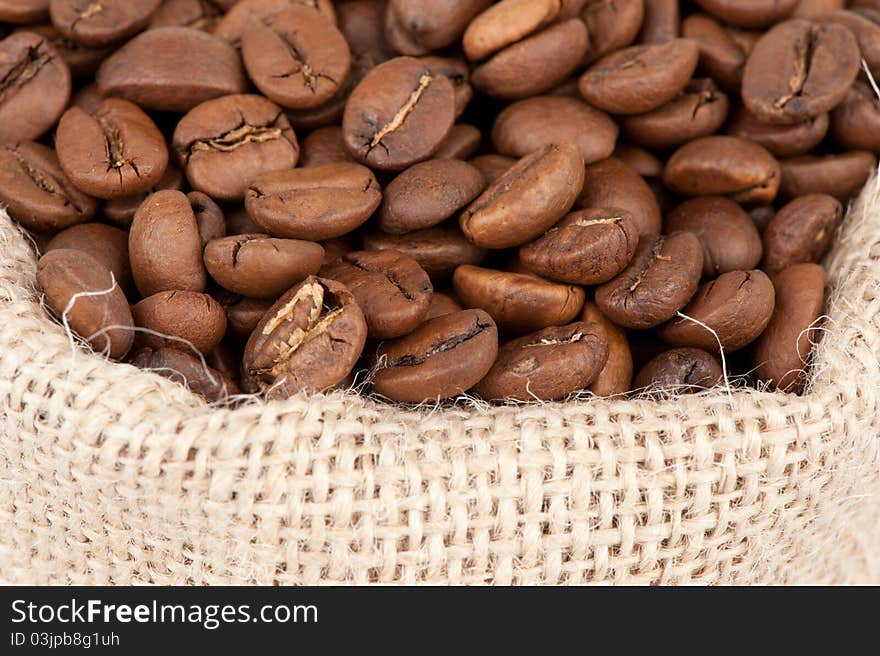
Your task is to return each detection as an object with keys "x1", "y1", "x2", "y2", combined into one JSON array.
[{"x1": 0, "y1": 178, "x2": 878, "y2": 585}]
